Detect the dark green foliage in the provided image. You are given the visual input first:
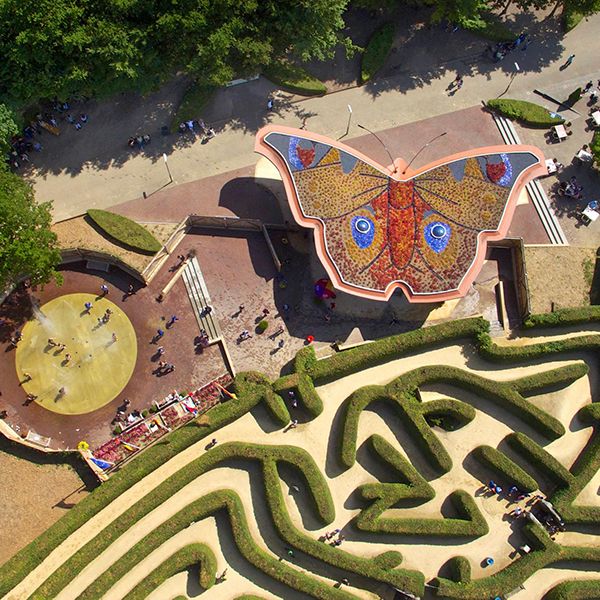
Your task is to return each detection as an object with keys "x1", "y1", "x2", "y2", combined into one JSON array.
[
  {"x1": 563, "y1": 8, "x2": 585, "y2": 30},
  {"x1": 86, "y1": 210, "x2": 162, "y2": 253},
  {"x1": 544, "y1": 579, "x2": 600, "y2": 599},
  {"x1": 591, "y1": 131, "x2": 600, "y2": 168},
  {"x1": 0, "y1": 171, "x2": 62, "y2": 290},
  {"x1": 358, "y1": 489, "x2": 489, "y2": 537},
  {"x1": 422, "y1": 398, "x2": 476, "y2": 431},
  {"x1": 264, "y1": 61, "x2": 327, "y2": 96},
  {"x1": 524, "y1": 305, "x2": 600, "y2": 327},
  {"x1": 170, "y1": 83, "x2": 216, "y2": 132},
  {"x1": 0, "y1": 104, "x2": 19, "y2": 154},
  {"x1": 257, "y1": 319, "x2": 269, "y2": 332},
  {"x1": 123, "y1": 543, "x2": 216, "y2": 599},
  {"x1": 444, "y1": 555, "x2": 472, "y2": 583},
  {"x1": 463, "y1": 12, "x2": 514, "y2": 41},
  {"x1": 506, "y1": 432, "x2": 574, "y2": 489},
  {"x1": 0, "y1": 0, "x2": 349, "y2": 108},
  {"x1": 372, "y1": 551, "x2": 404, "y2": 569},
  {"x1": 487, "y1": 99, "x2": 565, "y2": 127},
  {"x1": 234, "y1": 372, "x2": 290, "y2": 425},
  {"x1": 360, "y1": 23, "x2": 395, "y2": 84},
  {"x1": 471, "y1": 445, "x2": 538, "y2": 492},
  {"x1": 309, "y1": 317, "x2": 489, "y2": 382}
]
